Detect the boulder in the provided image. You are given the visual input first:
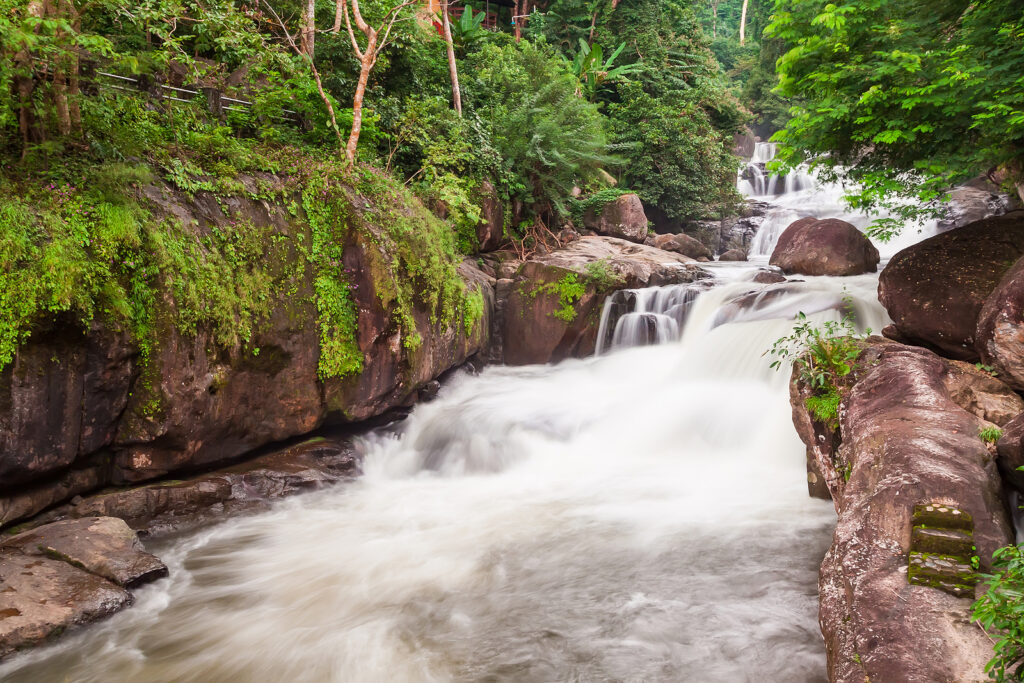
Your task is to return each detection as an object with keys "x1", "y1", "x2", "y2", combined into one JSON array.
[
  {"x1": 0, "y1": 516, "x2": 168, "y2": 658},
  {"x1": 501, "y1": 236, "x2": 706, "y2": 364},
  {"x1": 650, "y1": 233, "x2": 712, "y2": 260},
  {"x1": 976, "y1": 257, "x2": 1024, "y2": 389},
  {"x1": 582, "y1": 194, "x2": 649, "y2": 243},
  {"x1": 769, "y1": 217, "x2": 880, "y2": 276},
  {"x1": 790, "y1": 341, "x2": 1015, "y2": 682},
  {"x1": 752, "y1": 270, "x2": 786, "y2": 284},
  {"x1": 718, "y1": 249, "x2": 747, "y2": 262},
  {"x1": 938, "y1": 180, "x2": 1019, "y2": 230},
  {"x1": 476, "y1": 180, "x2": 504, "y2": 252},
  {"x1": 5, "y1": 517, "x2": 166, "y2": 588},
  {"x1": 879, "y1": 211, "x2": 1024, "y2": 360}
]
